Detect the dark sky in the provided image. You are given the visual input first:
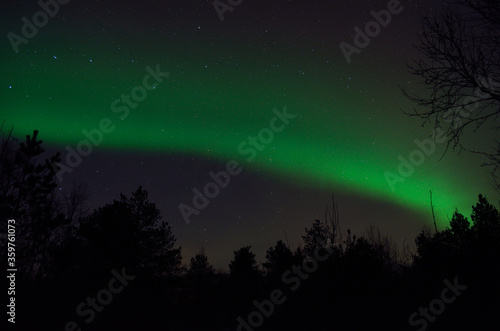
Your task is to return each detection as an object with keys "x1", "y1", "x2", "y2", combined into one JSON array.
[{"x1": 1, "y1": 0, "x2": 496, "y2": 269}]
